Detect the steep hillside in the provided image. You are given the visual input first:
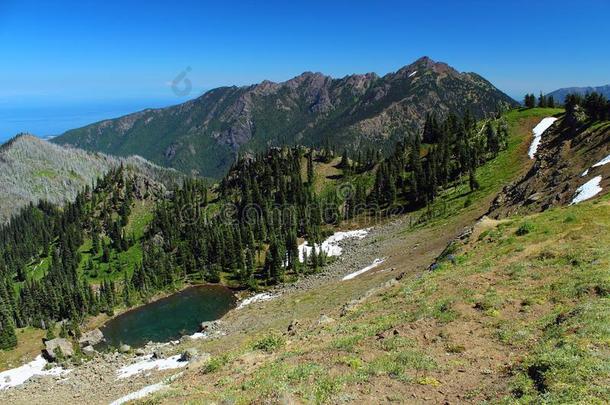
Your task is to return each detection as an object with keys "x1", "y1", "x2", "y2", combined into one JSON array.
[
  {"x1": 549, "y1": 84, "x2": 610, "y2": 103},
  {"x1": 490, "y1": 113, "x2": 610, "y2": 218},
  {"x1": 0, "y1": 134, "x2": 181, "y2": 223},
  {"x1": 53, "y1": 57, "x2": 517, "y2": 178}
]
